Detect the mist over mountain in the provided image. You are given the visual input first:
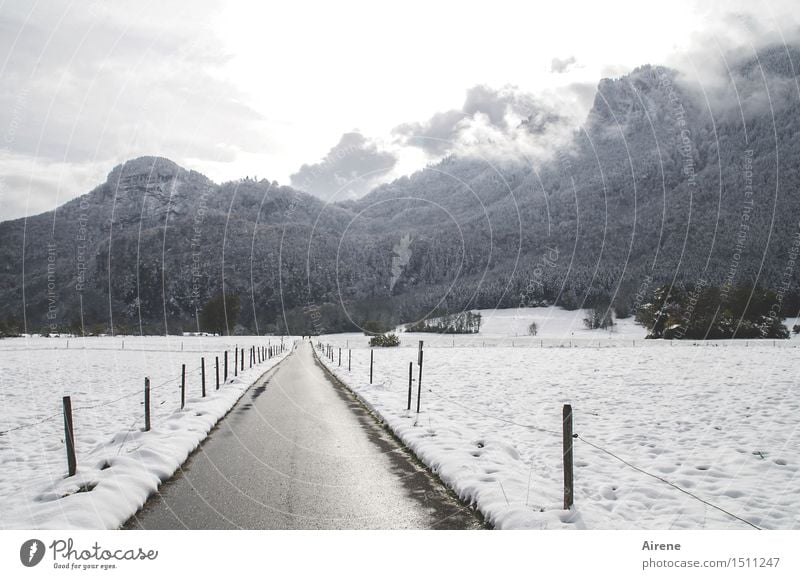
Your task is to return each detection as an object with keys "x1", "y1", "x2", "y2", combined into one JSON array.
[{"x1": 3, "y1": 44, "x2": 800, "y2": 335}]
